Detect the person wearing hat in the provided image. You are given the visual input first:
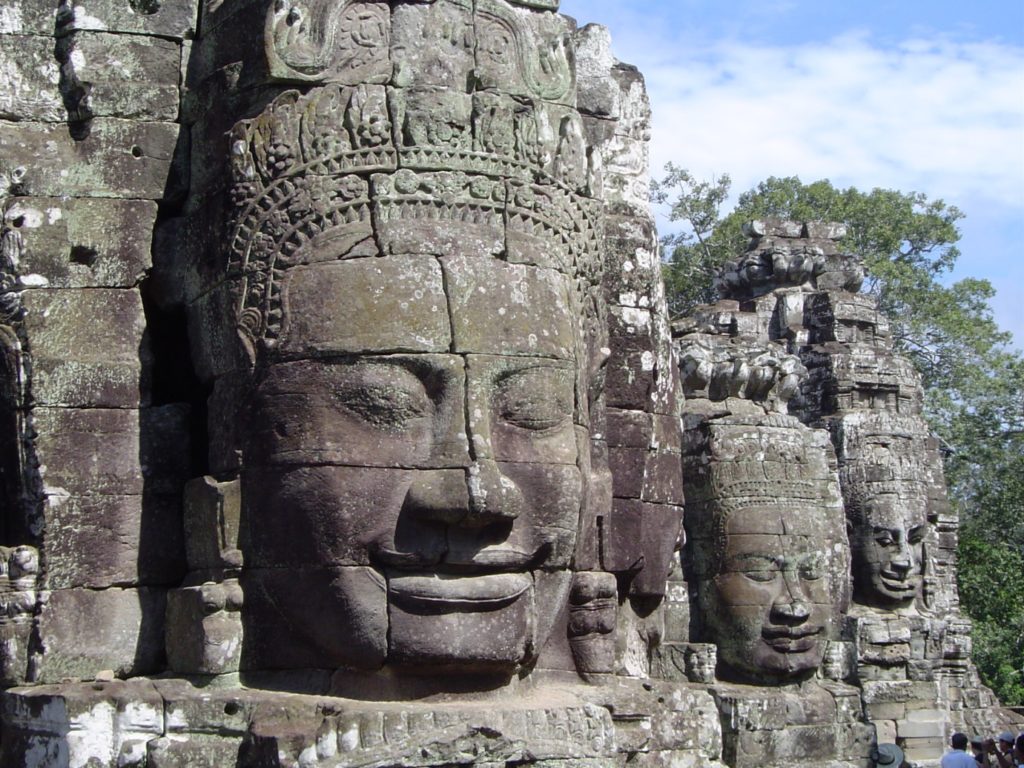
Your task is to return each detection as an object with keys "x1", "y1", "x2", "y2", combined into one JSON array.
[
  {"x1": 944, "y1": 733, "x2": 984, "y2": 767},
  {"x1": 995, "y1": 732, "x2": 1016, "y2": 768}
]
